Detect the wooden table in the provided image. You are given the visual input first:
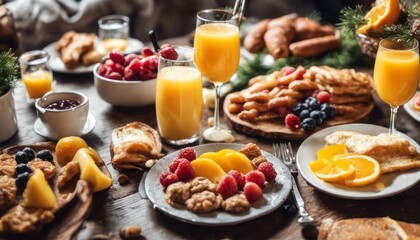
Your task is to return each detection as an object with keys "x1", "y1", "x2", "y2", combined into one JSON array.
[{"x1": 2, "y1": 37, "x2": 420, "y2": 240}]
